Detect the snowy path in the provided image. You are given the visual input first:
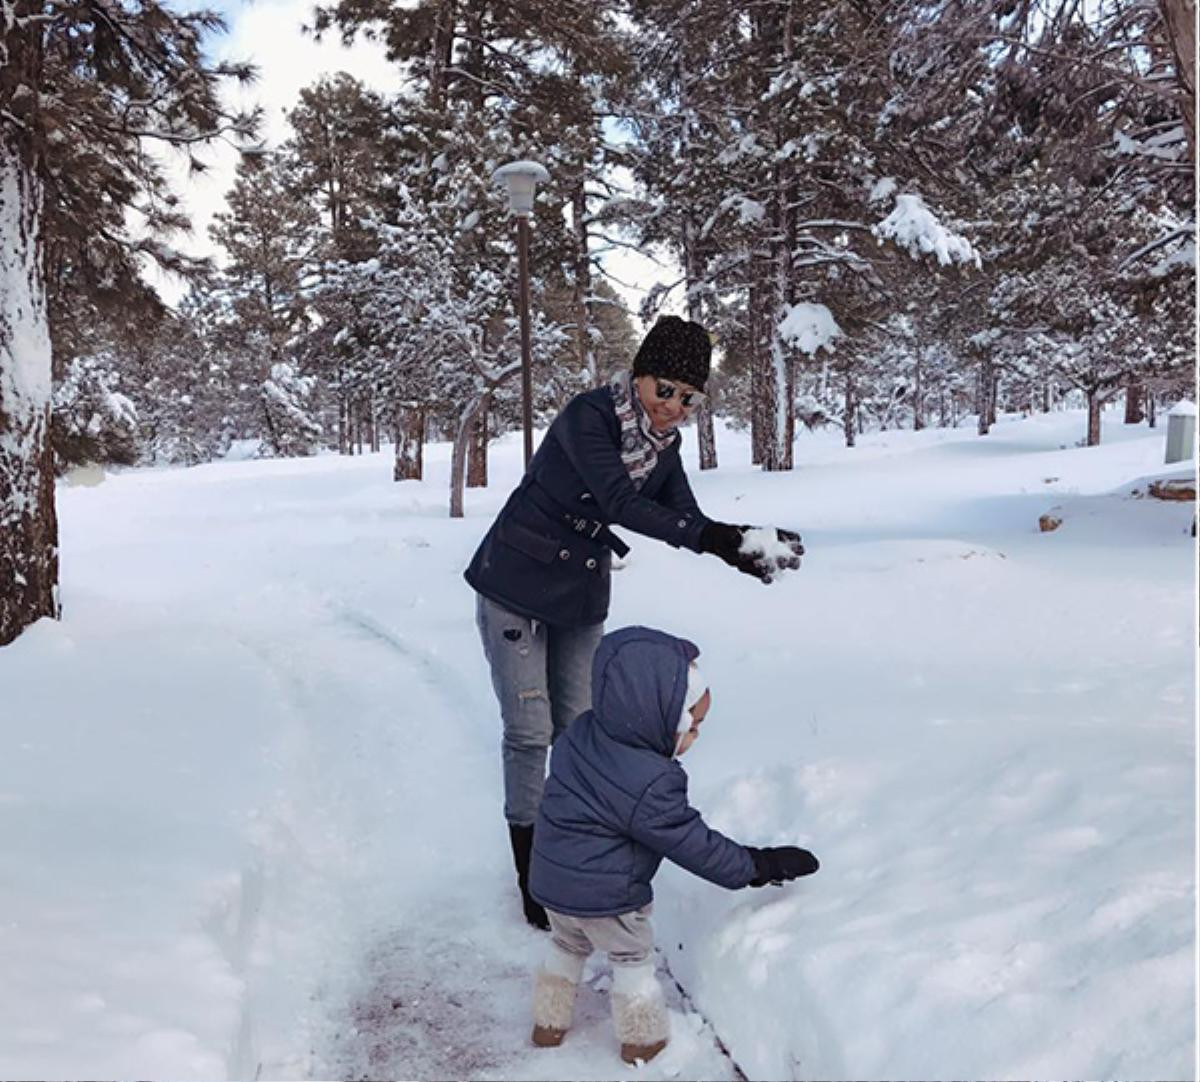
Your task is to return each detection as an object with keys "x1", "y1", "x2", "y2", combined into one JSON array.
[{"x1": 0, "y1": 410, "x2": 1193, "y2": 1080}]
